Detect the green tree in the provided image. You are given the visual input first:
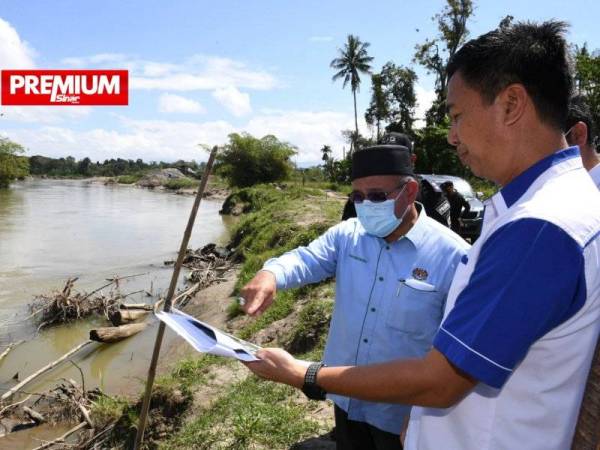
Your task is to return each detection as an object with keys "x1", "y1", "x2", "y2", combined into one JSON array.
[
  {"x1": 380, "y1": 63, "x2": 418, "y2": 133},
  {"x1": 0, "y1": 137, "x2": 29, "y2": 188},
  {"x1": 331, "y1": 34, "x2": 374, "y2": 149},
  {"x1": 414, "y1": 0, "x2": 474, "y2": 125},
  {"x1": 413, "y1": 121, "x2": 469, "y2": 176},
  {"x1": 365, "y1": 73, "x2": 389, "y2": 141},
  {"x1": 215, "y1": 133, "x2": 297, "y2": 188},
  {"x1": 574, "y1": 44, "x2": 600, "y2": 135}
]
